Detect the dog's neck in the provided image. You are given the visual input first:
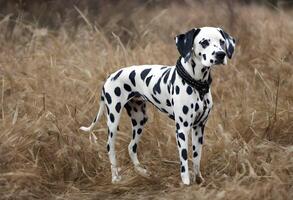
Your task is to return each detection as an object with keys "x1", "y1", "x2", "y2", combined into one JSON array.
[{"x1": 180, "y1": 57, "x2": 211, "y2": 82}]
